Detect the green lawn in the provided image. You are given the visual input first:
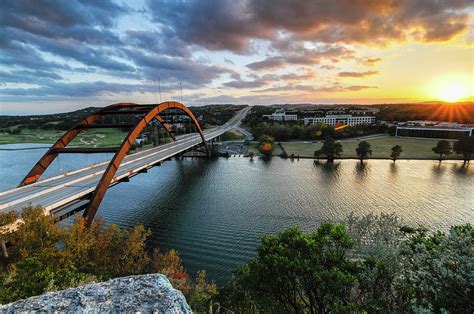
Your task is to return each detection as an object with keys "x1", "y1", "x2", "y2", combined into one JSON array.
[
  {"x1": 281, "y1": 136, "x2": 463, "y2": 159},
  {"x1": 222, "y1": 129, "x2": 245, "y2": 141},
  {"x1": 0, "y1": 128, "x2": 126, "y2": 147}
]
